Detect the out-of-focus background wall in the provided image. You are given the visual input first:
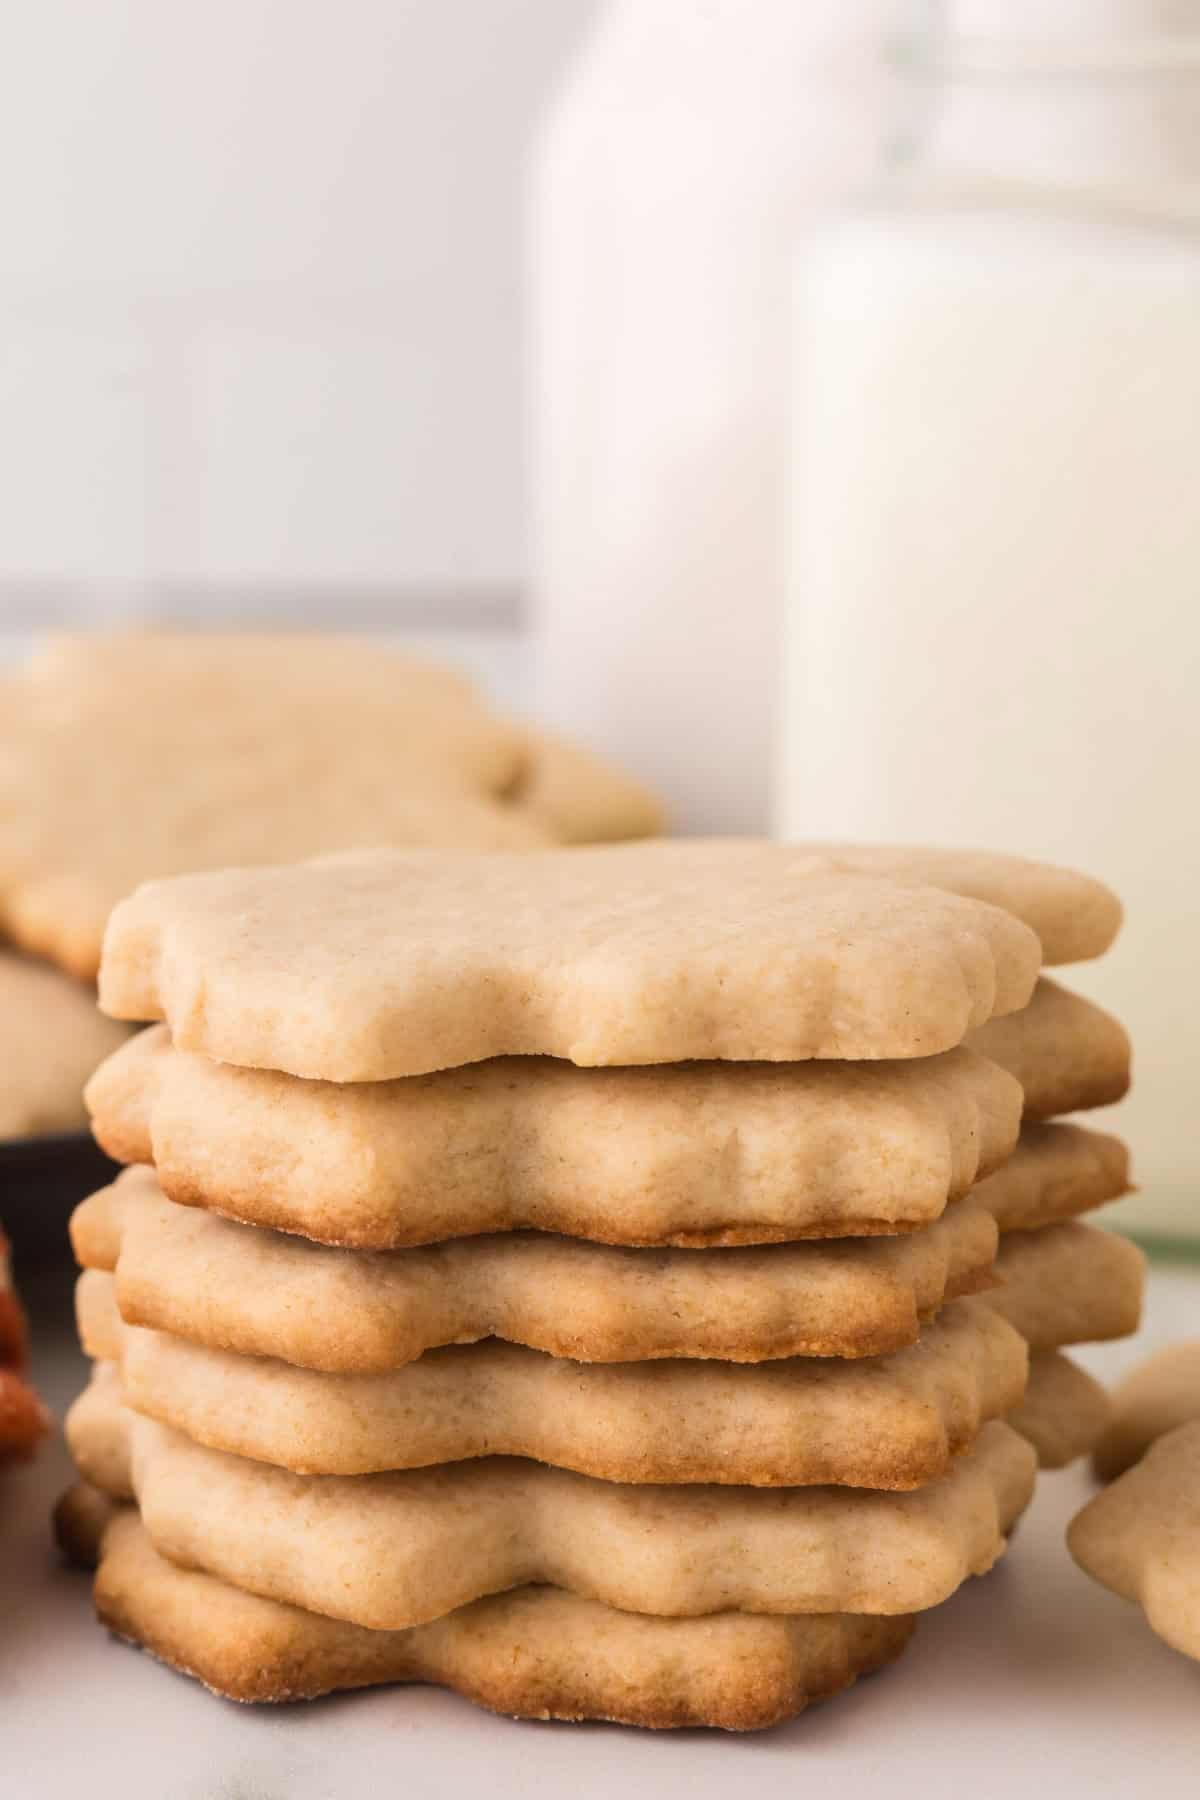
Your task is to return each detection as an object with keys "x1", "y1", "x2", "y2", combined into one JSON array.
[{"x1": 0, "y1": 0, "x2": 595, "y2": 633}]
